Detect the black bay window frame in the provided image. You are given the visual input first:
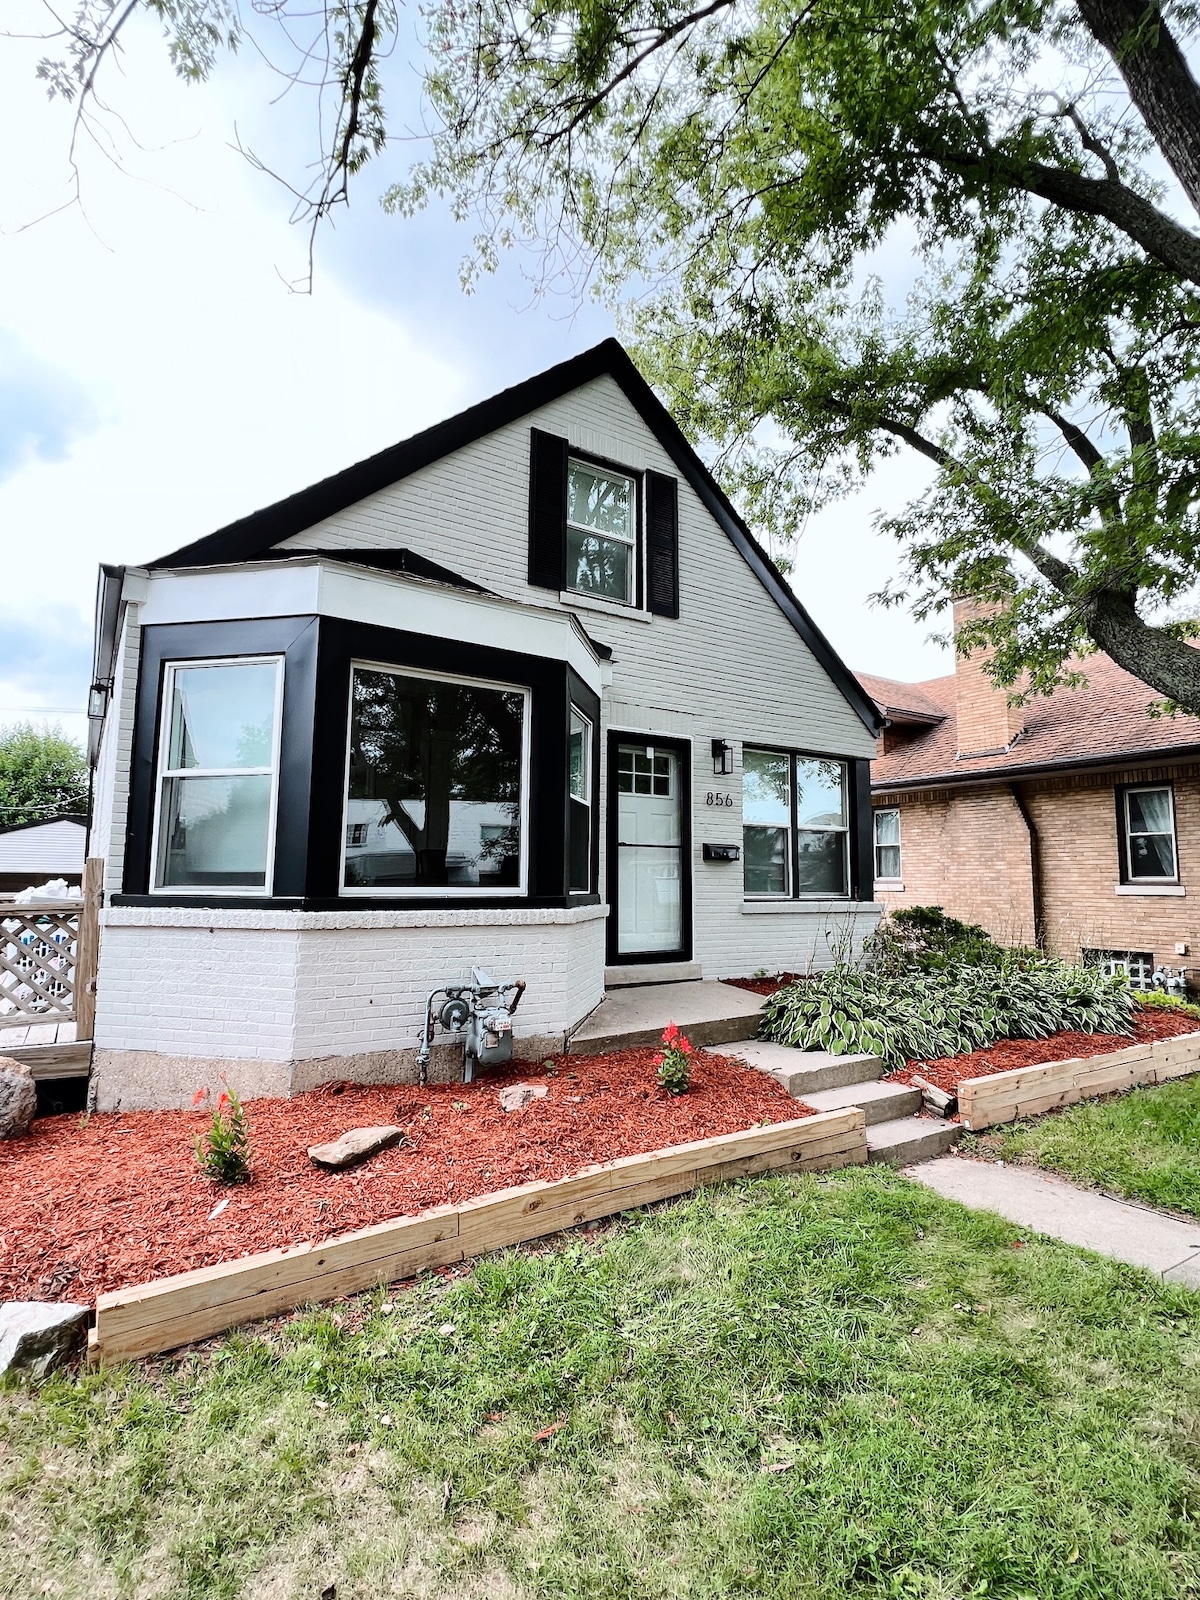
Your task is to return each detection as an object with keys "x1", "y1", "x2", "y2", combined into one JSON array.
[
  {"x1": 118, "y1": 615, "x2": 602, "y2": 910},
  {"x1": 741, "y1": 744, "x2": 873, "y2": 903}
]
